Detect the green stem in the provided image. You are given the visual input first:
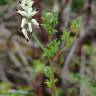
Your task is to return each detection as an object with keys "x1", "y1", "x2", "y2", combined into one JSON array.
[
  {"x1": 32, "y1": 33, "x2": 56, "y2": 96},
  {"x1": 48, "y1": 35, "x2": 56, "y2": 96},
  {"x1": 32, "y1": 33, "x2": 45, "y2": 51},
  {"x1": 49, "y1": 58, "x2": 56, "y2": 96}
]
